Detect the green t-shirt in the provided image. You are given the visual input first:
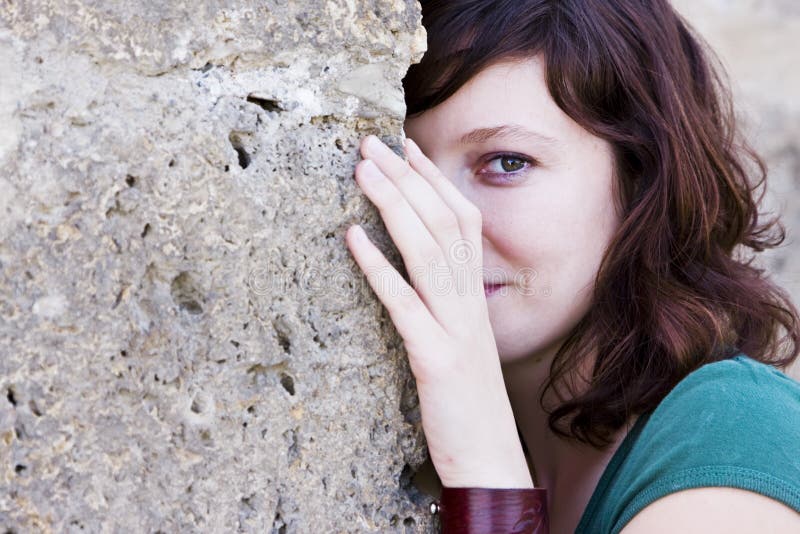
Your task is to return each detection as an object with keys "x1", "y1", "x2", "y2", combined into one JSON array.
[{"x1": 576, "y1": 353, "x2": 800, "y2": 533}]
